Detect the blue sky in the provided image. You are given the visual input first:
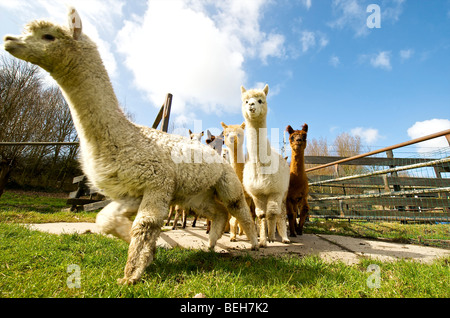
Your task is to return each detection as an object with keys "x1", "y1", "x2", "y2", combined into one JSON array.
[{"x1": 1, "y1": 0, "x2": 449, "y2": 156}]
